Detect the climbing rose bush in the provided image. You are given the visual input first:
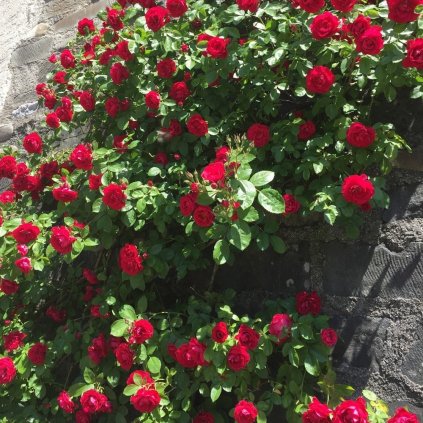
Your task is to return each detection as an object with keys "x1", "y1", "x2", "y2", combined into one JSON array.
[{"x1": 0, "y1": 0, "x2": 422, "y2": 422}]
